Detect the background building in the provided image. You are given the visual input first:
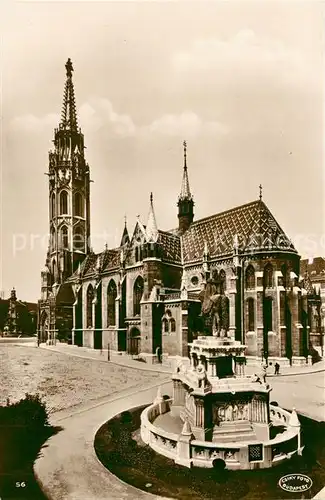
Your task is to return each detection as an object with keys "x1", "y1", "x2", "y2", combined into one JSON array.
[
  {"x1": 0, "y1": 288, "x2": 37, "y2": 336},
  {"x1": 300, "y1": 257, "x2": 324, "y2": 356},
  {"x1": 38, "y1": 61, "x2": 321, "y2": 365}
]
